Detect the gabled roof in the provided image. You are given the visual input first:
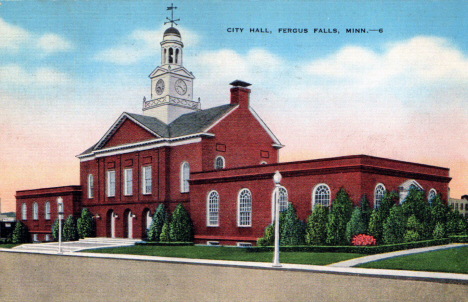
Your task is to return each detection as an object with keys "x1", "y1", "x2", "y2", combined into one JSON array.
[{"x1": 78, "y1": 104, "x2": 237, "y2": 157}]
